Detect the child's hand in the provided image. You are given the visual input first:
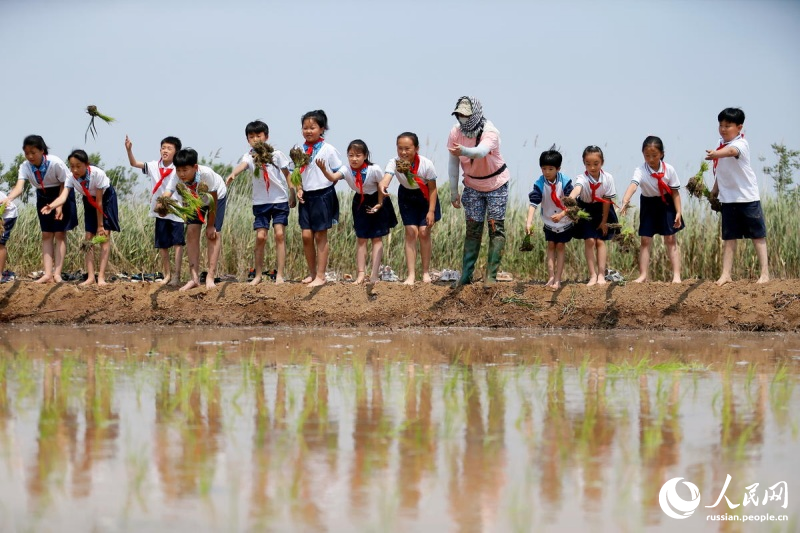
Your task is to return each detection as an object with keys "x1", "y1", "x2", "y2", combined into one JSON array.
[
  {"x1": 97, "y1": 228, "x2": 108, "y2": 237},
  {"x1": 673, "y1": 212, "x2": 682, "y2": 228},
  {"x1": 225, "y1": 174, "x2": 235, "y2": 186},
  {"x1": 451, "y1": 194, "x2": 462, "y2": 209},
  {"x1": 289, "y1": 188, "x2": 297, "y2": 208},
  {"x1": 425, "y1": 211, "x2": 435, "y2": 228},
  {"x1": 296, "y1": 188, "x2": 305, "y2": 204},
  {"x1": 620, "y1": 201, "x2": 630, "y2": 216},
  {"x1": 525, "y1": 222, "x2": 533, "y2": 234},
  {"x1": 704, "y1": 149, "x2": 718, "y2": 161},
  {"x1": 366, "y1": 202, "x2": 382, "y2": 214},
  {"x1": 206, "y1": 226, "x2": 216, "y2": 241},
  {"x1": 40, "y1": 204, "x2": 53, "y2": 215},
  {"x1": 54, "y1": 206, "x2": 63, "y2": 221},
  {"x1": 550, "y1": 212, "x2": 565, "y2": 223},
  {"x1": 125, "y1": 135, "x2": 133, "y2": 151},
  {"x1": 448, "y1": 145, "x2": 463, "y2": 157},
  {"x1": 598, "y1": 221, "x2": 608, "y2": 236}
]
